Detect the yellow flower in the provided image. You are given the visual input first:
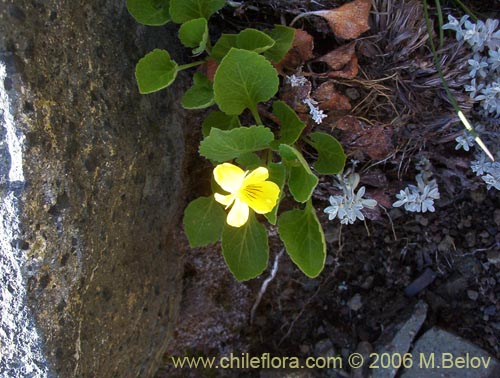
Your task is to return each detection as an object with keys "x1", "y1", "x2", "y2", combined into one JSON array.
[{"x1": 213, "y1": 163, "x2": 280, "y2": 228}]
